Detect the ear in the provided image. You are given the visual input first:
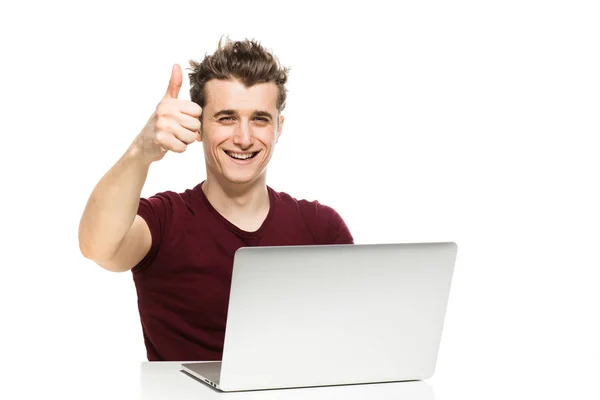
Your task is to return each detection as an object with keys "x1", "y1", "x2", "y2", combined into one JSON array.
[{"x1": 275, "y1": 115, "x2": 284, "y2": 143}]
